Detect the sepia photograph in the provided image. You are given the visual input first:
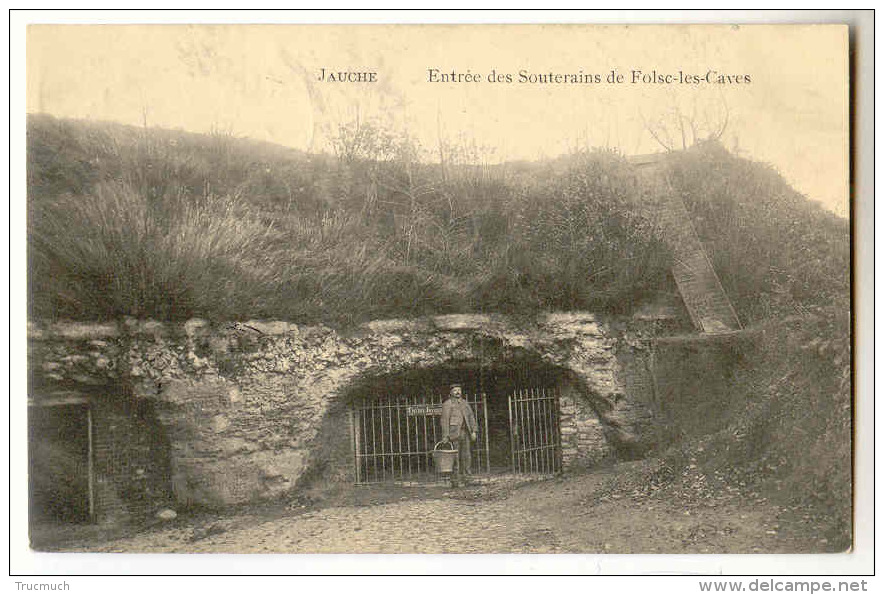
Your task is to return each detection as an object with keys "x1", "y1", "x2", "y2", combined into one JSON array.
[{"x1": 13, "y1": 14, "x2": 866, "y2": 575}]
